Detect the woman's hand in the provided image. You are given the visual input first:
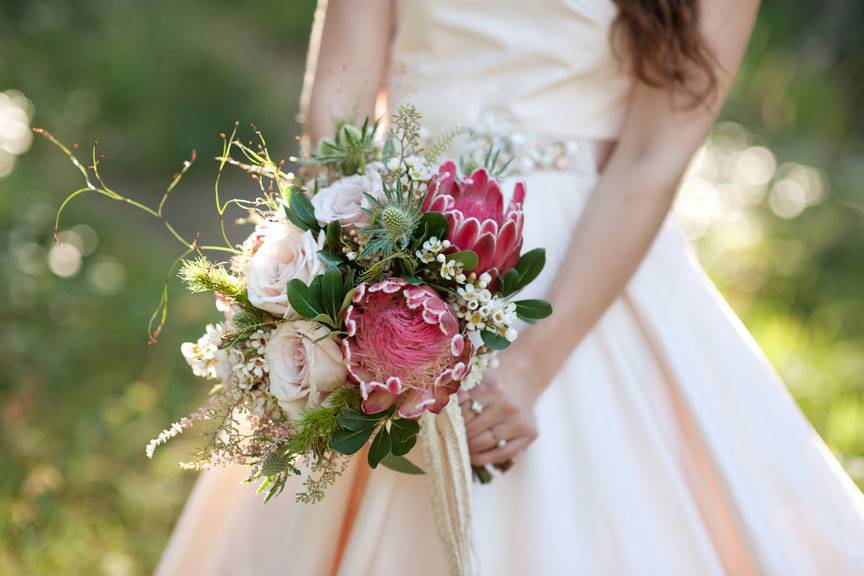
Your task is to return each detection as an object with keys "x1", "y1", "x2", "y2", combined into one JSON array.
[{"x1": 458, "y1": 356, "x2": 542, "y2": 467}]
